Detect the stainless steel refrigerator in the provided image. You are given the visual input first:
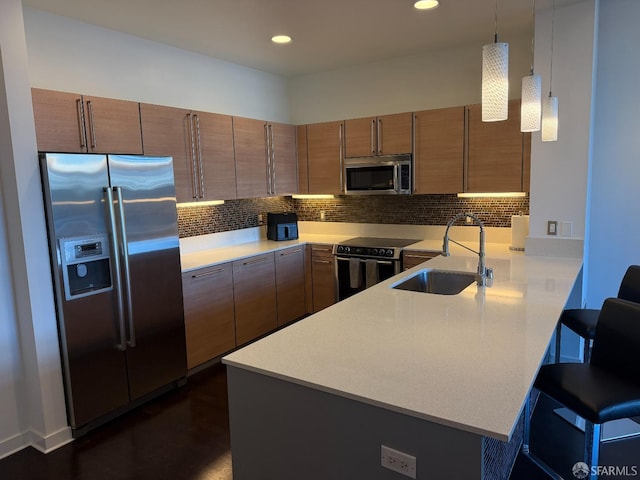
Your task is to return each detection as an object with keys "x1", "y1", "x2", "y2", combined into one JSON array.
[{"x1": 40, "y1": 153, "x2": 187, "y2": 436}]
